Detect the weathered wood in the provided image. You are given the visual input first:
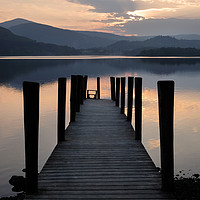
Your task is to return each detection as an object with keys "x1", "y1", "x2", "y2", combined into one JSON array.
[
  {"x1": 120, "y1": 77, "x2": 125, "y2": 114},
  {"x1": 80, "y1": 76, "x2": 84, "y2": 105},
  {"x1": 25, "y1": 99, "x2": 174, "y2": 200},
  {"x1": 127, "y1": 77, "x2": 134, "y2": 122},
  {"x1": 158, "y1": 81, "x2": 174, "y2": 192},
  {"x1": 83, "y1": 76, "x2": 88, "y2": 100},
  {"x1": 23, "y1": 81, "x2": 39, "y2": 194},
  {"x1": 115, "y1": 78, "x2": 120, "y2": 107},
  {"x1": 75, "y1": 75, "x2": 81, "y2": 112},
  {"x1": 57, "y1": 78, "x2": 66, "y2": 142},
  {"x1": 70, "y1": 75, "x2": 77, "y2": 122},
  {"x1": 97, "y1": 77, "x2": 100, "y2": 99},
  {"x1": 135, "y1": 77, "x2": 142, "y2": 141},
  {"x1": 110, "y1": 77, "x2": 115, "y2": 101}
]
